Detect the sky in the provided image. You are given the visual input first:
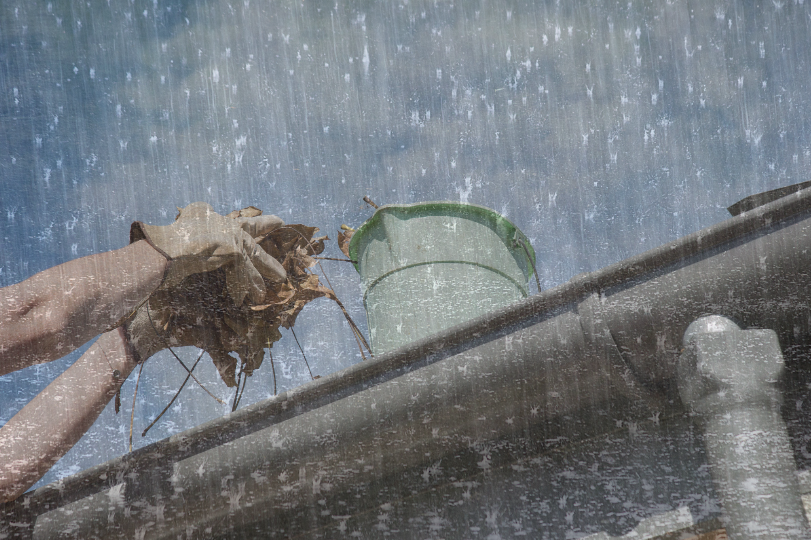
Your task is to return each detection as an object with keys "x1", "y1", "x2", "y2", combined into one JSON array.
[{"x1": 1, "y1": 0, "x2": 810, "y2": 488}]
